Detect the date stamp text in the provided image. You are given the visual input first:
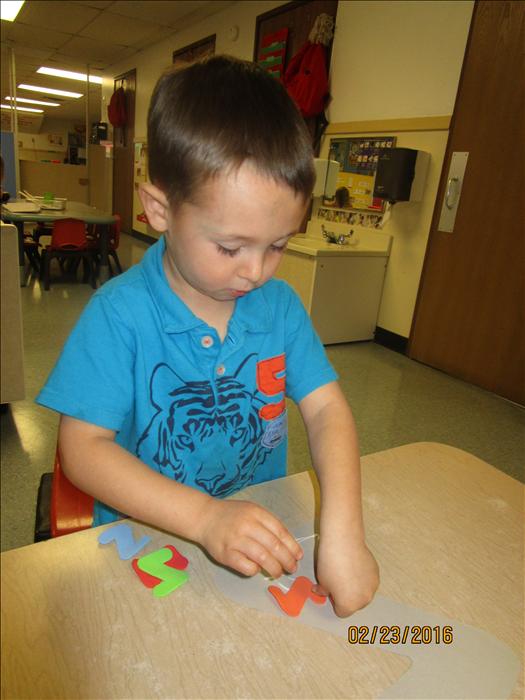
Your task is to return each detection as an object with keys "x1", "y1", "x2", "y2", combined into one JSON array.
[{"x1": 347, "y1": 625, "x2": 454, "y2": 645}]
